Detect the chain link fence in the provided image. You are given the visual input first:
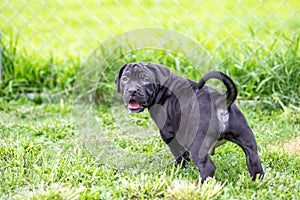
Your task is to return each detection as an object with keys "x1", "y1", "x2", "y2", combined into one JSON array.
[{"x1": 1, "y1": 0, "x2": 299, "y2": 59}]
